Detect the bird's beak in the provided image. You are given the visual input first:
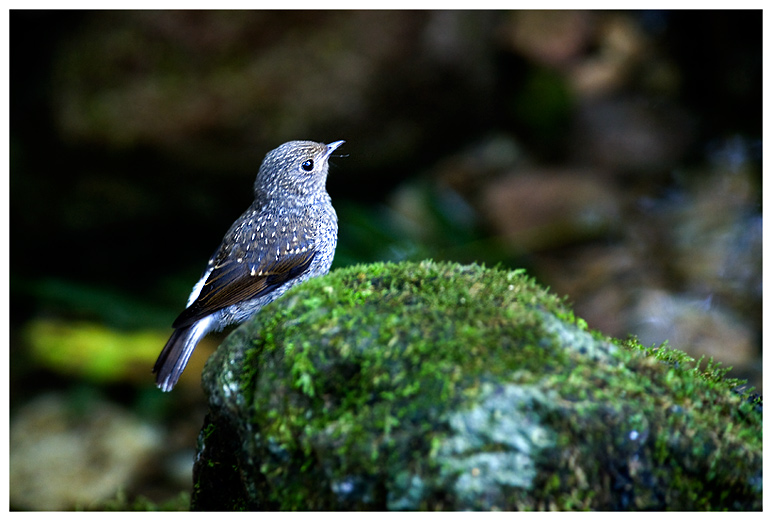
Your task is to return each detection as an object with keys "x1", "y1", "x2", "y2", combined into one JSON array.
[{"x1": 325, "y1": 140, "x2": 345, "y2": 157}]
